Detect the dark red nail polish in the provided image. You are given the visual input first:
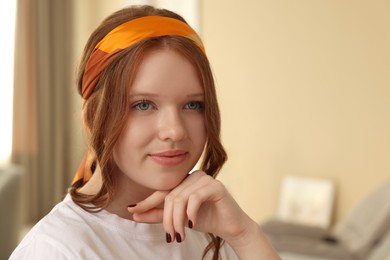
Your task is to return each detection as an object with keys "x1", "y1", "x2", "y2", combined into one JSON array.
[
  {"x1": 166, "y1": 233, "x2": 172, "y2": 243},
  {"x1": 175, "y1": 232, "x2": 182, "y2": 243},
  {"x1": 127, "y1": 204, "x2": 137, "y2": 208},
  {"x1": 188, "y1": 220, "x2": 193, "y2": 229}
]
